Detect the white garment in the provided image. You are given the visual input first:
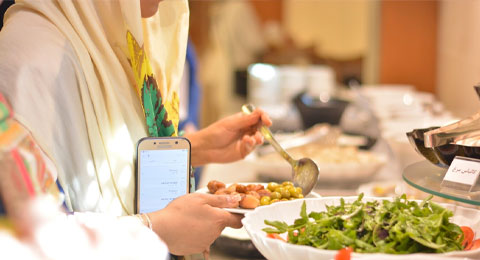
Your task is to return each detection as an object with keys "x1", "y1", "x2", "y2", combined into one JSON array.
[
  {"x1": 0, "y1": 196, "x2": 169, "y2": 260},
  {"x1": 0, "y1": 0, "x2": 189, "y2": 215}
]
